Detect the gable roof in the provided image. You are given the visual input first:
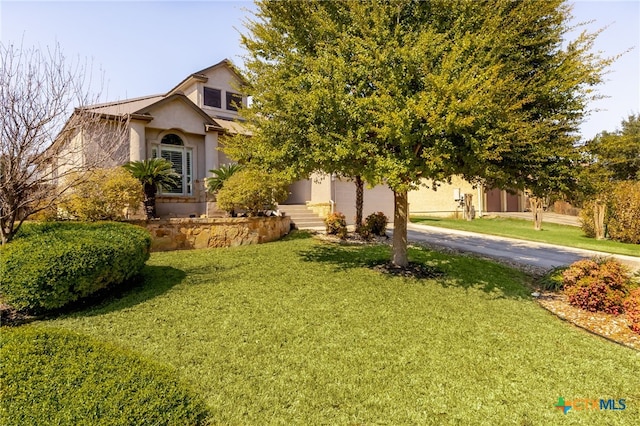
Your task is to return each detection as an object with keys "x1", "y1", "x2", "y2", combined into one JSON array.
[
  {"x1": 75, "y1": 60, "x2": 248, "y2": 134},
  {"x1": 167, "y1": 58, "x2": 248, "y2": 96},
  {"x1": 136, "y1": 94, "x2": 217, "y2": 126}
]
